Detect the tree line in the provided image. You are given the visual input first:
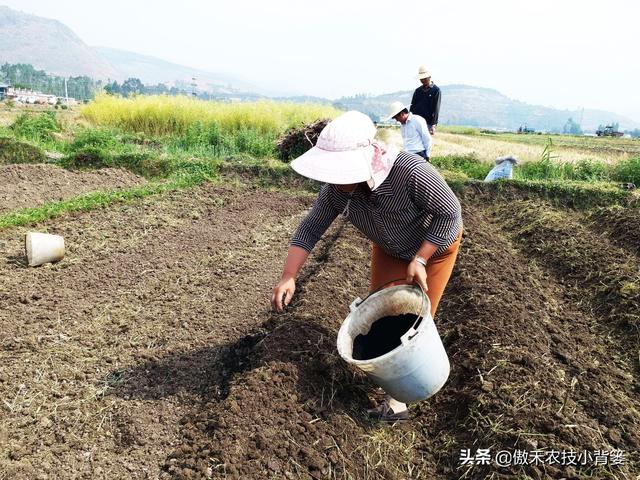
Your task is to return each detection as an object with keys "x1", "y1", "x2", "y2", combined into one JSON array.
[
  {"x1": 103, "y1": 78, "x2": 196, "y2": 97},
  {"x1": 1, "y1": 63, "x2": 98, "y2": 101},
  {"x1": 0, "y1": 63, "x2": 200, "y2": 101}
]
